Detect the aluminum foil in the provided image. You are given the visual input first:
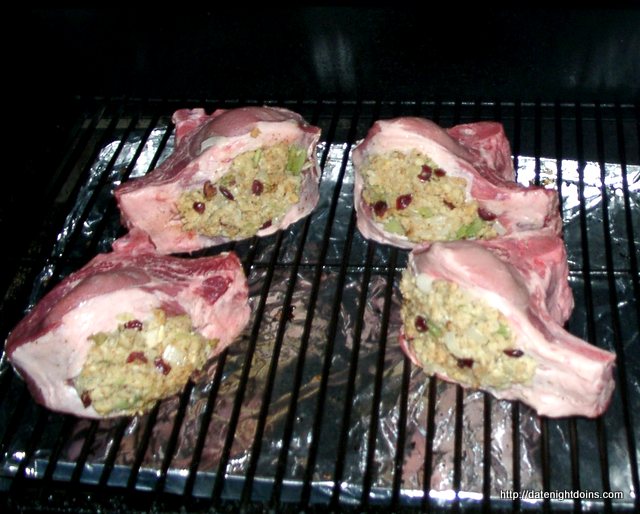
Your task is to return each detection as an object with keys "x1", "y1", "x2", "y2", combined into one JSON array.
[{"x1": 2, "y1": 121, "x2": 638, "y2": 508}]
